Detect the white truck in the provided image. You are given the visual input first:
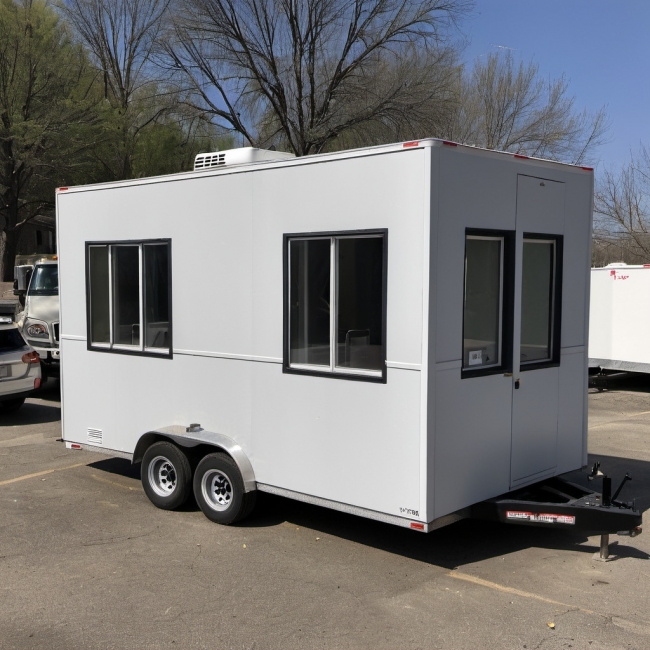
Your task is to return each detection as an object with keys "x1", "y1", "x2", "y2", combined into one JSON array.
[
  {"x1": 14, "y1": 255, "x2": 60, "y2": 379},
  {"x1": 55, "y1": 142, "x2": 641, "y2": 544}
]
